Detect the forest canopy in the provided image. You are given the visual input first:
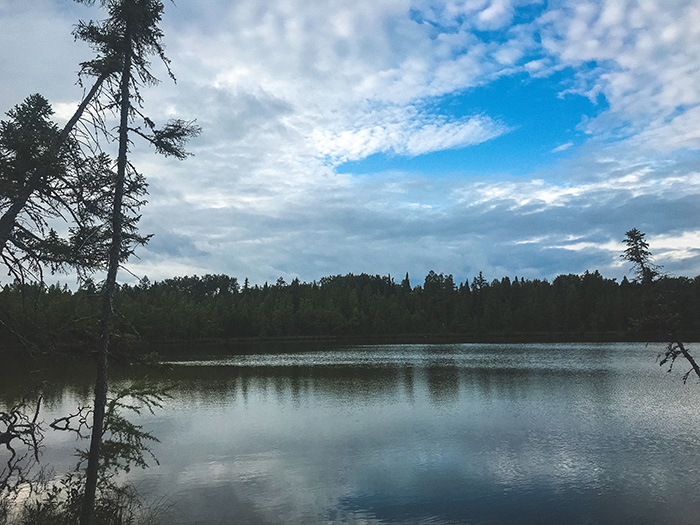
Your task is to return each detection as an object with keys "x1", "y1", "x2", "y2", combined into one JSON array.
[{"x1": 1, "y1": 269, "x2": 698, "y2": 349}]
